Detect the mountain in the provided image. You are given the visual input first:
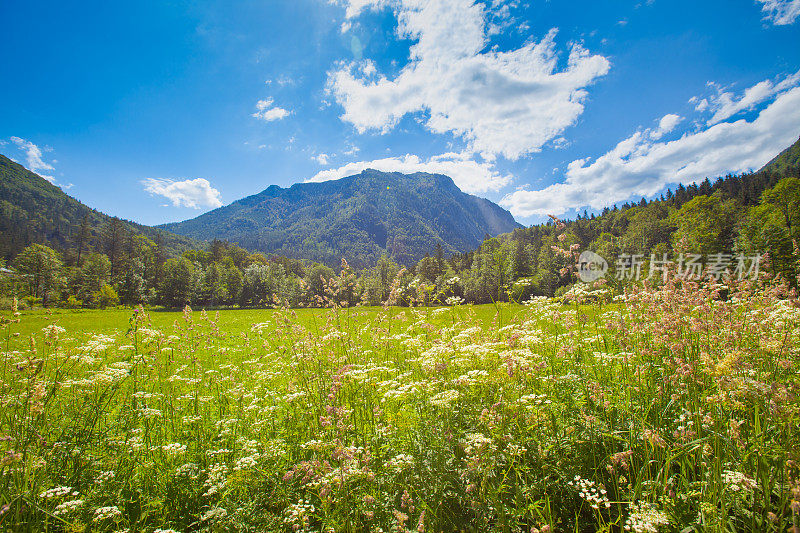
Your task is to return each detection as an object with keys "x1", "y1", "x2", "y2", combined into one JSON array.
[
  {"x1": 0, "y1": 153, "x2": 196, "y2": 262},
  {"x1": 160, "y1": 169, "x2": 521, "y2": 267}
]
